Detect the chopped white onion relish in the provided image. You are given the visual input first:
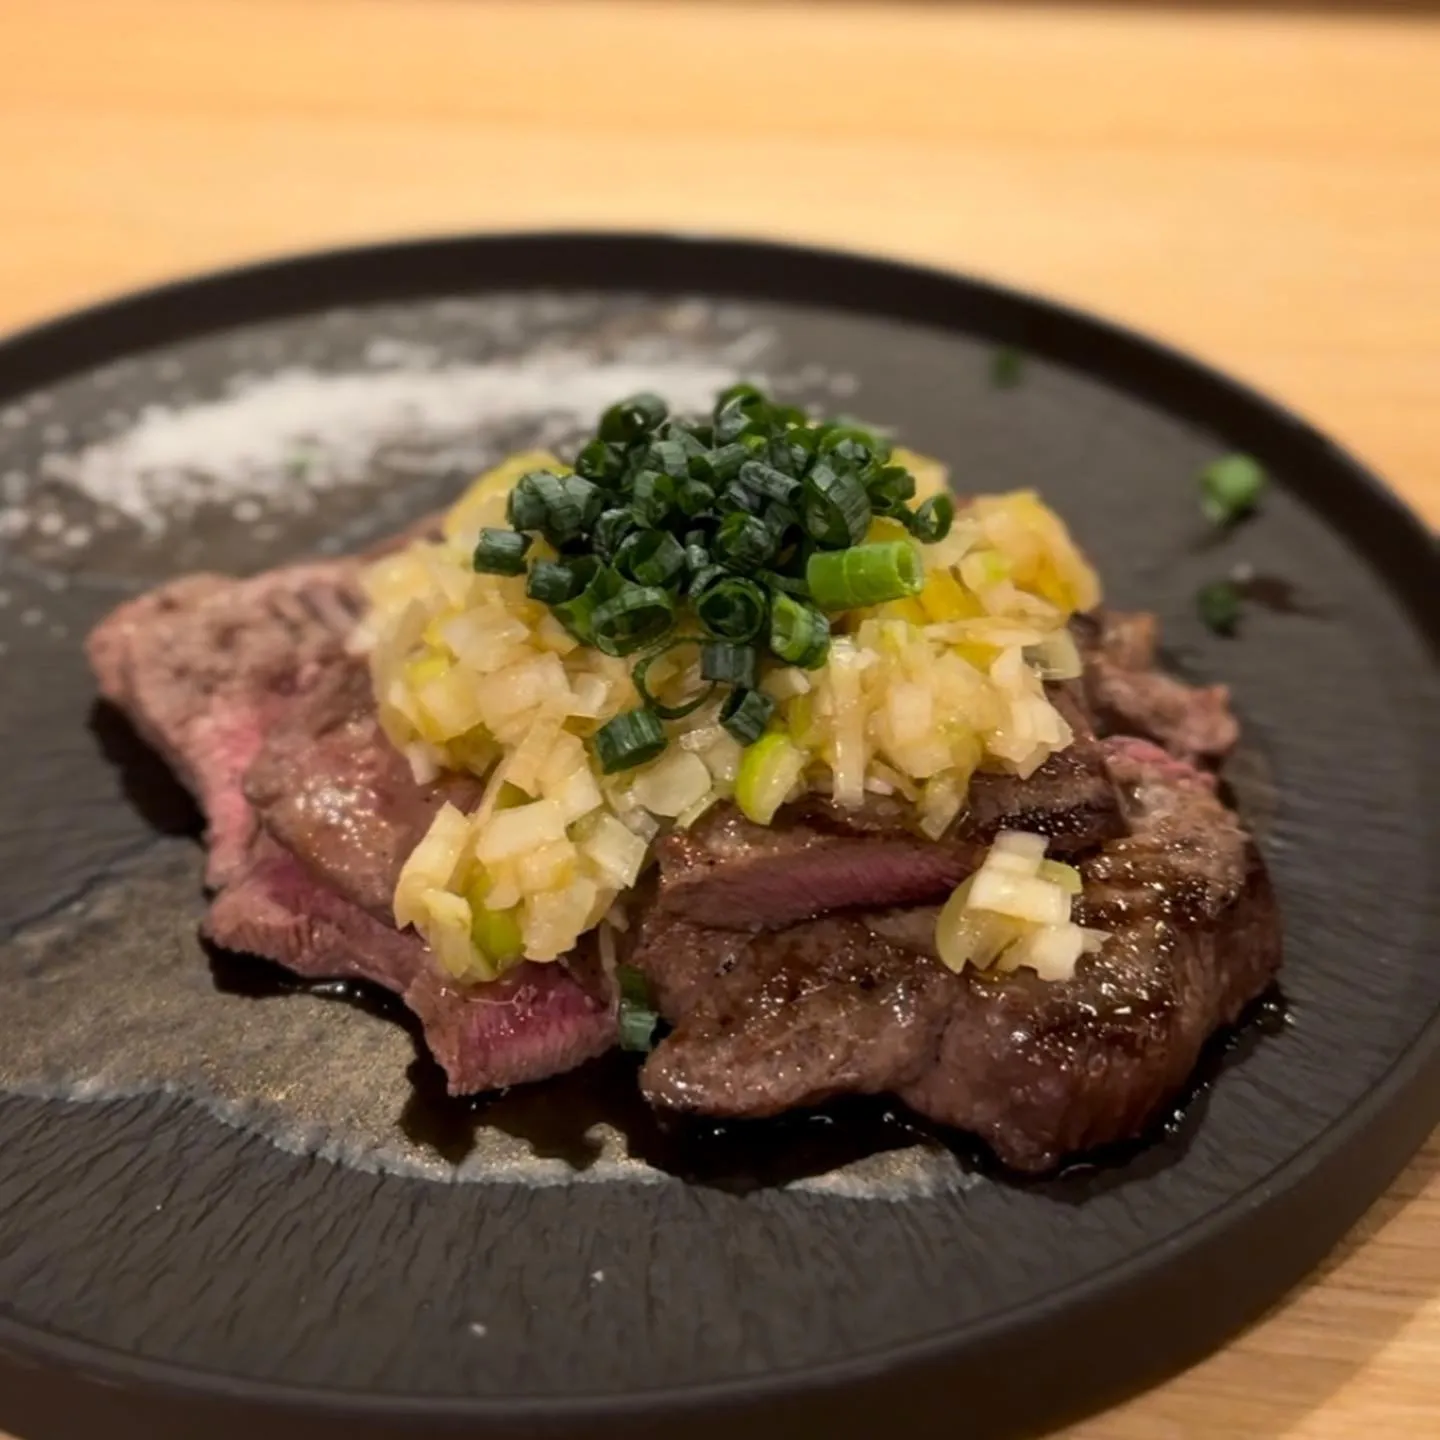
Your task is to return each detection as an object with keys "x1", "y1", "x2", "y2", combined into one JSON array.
[{"x1": 935, "y1": 831, "x2": 1109, "y2": 982}]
